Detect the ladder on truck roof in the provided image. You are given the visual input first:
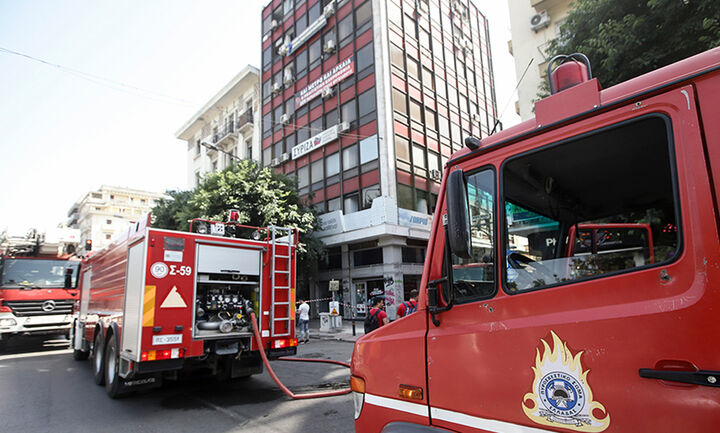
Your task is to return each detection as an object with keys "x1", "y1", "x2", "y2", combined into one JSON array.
[{"x1": 269, "y1": 226, "x2": 295, "y2": 338}]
